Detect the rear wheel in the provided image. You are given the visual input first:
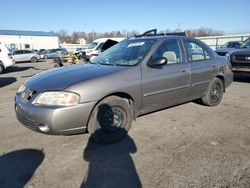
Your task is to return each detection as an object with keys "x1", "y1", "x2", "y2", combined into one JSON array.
[
  {"x1": 201, "y1": 78, "x2": 224, "y2": 106},
  {"x1": 0, "y1": 64, "x2": 4, "y2": 74},
  {"x1": 30, "y1": 57, "x2": 37, "y2": 63},
  {"x1": 43, "y1": 55, "x2": 48, "y2": 59},
  {"x1": 88, "y1": 96, "x2": 133, "y2": 144}
]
